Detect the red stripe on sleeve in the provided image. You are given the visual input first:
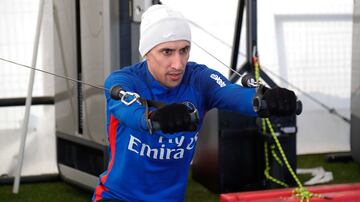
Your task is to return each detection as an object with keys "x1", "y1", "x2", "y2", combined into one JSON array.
[{"x1": 93, "y1": 115, "x2": 119, "y2": 201}]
